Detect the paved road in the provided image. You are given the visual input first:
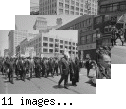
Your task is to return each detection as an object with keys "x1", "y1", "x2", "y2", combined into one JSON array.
[
  {"x1": 0, "y1": 68, "x2": 96, "y2": 94},
  {"x1": 111, "y1": 39, "x2": 126, "y2": 64}
]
